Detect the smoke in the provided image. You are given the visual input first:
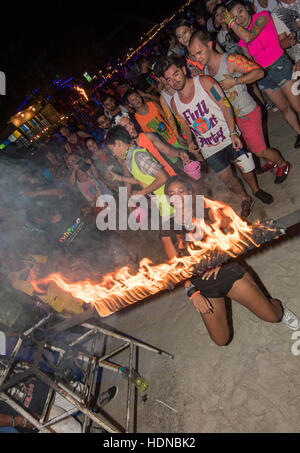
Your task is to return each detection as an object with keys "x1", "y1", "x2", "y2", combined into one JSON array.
[{"x1": 0, "y1": 139, "x2": 247, "y2": 330}]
